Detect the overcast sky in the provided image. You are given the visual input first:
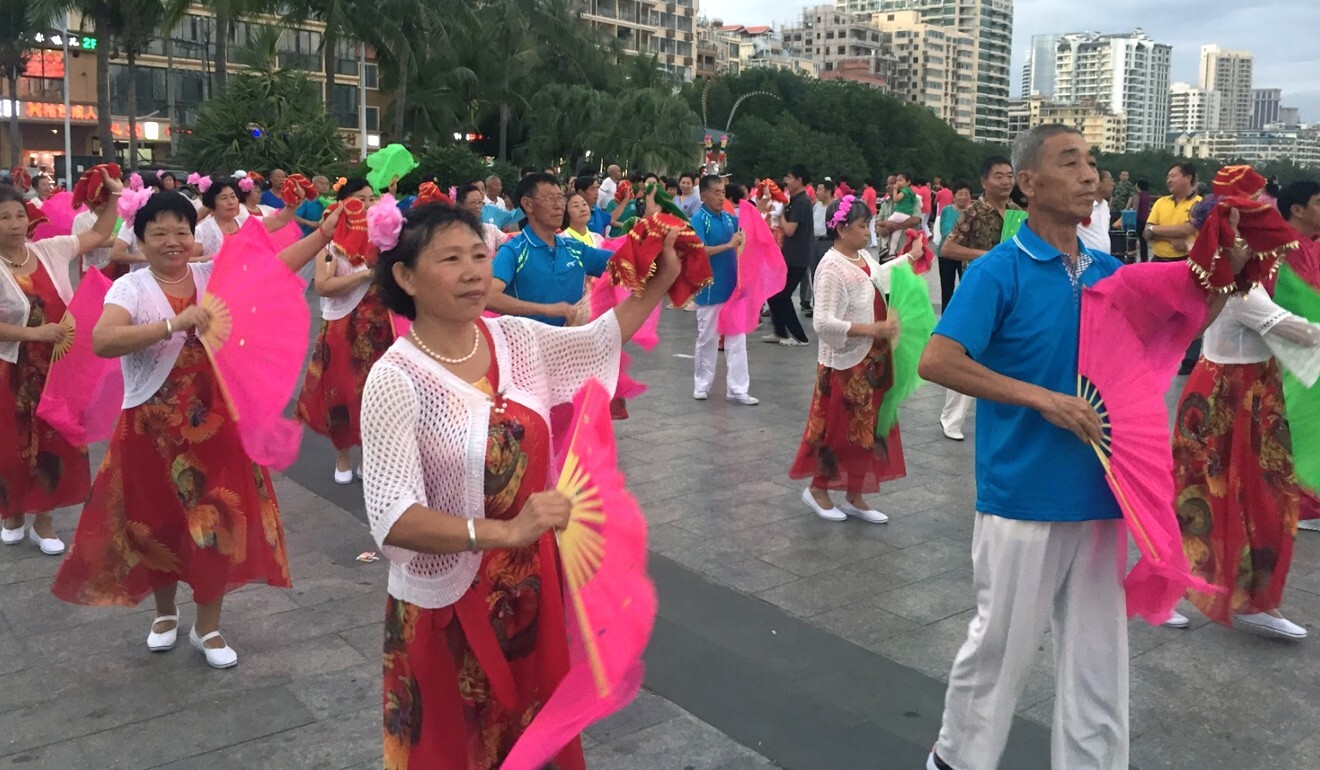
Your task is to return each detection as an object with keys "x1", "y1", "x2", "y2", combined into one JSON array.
[{"x1": 700, "y1": 0, "x2": 1319, "y2": 120}]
